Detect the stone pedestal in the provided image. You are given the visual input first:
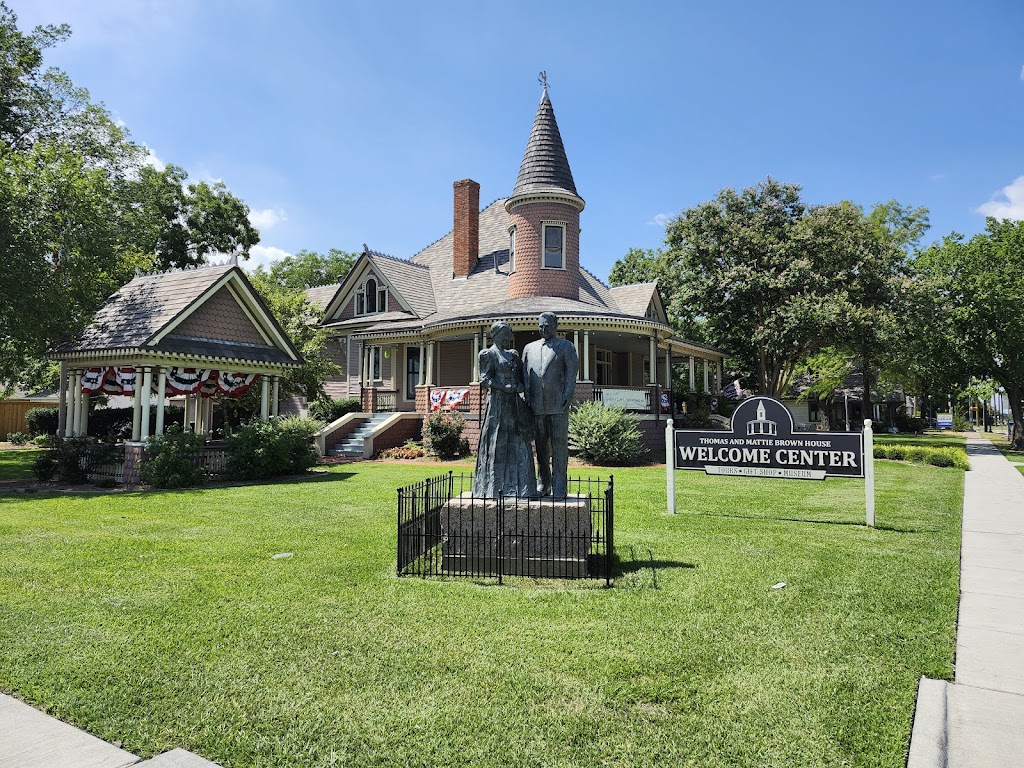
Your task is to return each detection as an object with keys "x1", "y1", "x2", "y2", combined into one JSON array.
[
  {"x1": 440, "y1": 493, "x2": 592, "y2": 577},
  {"x1": 122, "y1": 442, "x2": 145, "y2": 485}
]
